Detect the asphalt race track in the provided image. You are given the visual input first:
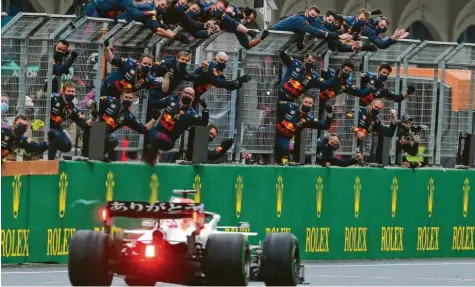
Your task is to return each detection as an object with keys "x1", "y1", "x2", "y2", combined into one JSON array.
[{"x1": 2, "y1": 259, "x2": 475, "y2": 286}]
